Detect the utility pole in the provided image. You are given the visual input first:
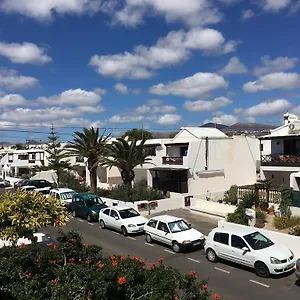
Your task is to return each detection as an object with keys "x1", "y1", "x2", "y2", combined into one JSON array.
[{"x1": 142, "y1": 121, "x2": 144, "y2": 139}]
